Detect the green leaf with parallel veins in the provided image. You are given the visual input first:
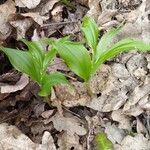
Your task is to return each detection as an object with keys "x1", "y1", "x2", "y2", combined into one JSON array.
[
  {"x1": 38, "y1": 72, "x2": 69, "y2": 97},
  {"x1": 94, "y1": 27, "x2": 121, "y2": 62},
  {"x1": 43, "y1": 48, "x2": 57, "y2": 71},
  {"x1": 81, "y1": 16, "x2": 99, "y2": 53},
  {"x1": 52, "y1": 38, "x2": 92, "y2": 82},
  {"x1": 0, "y1": 47, "x2": 40, "y2": 82},
  {"x1": 92, "y1": 38, "x2": 150, "y2": 74},
  {"x1": 95, "y1": 132, "x2": 114, "y2": 150},
  {"x1": 21, "y1": 39, "x2": 45, "y2": 69}
]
